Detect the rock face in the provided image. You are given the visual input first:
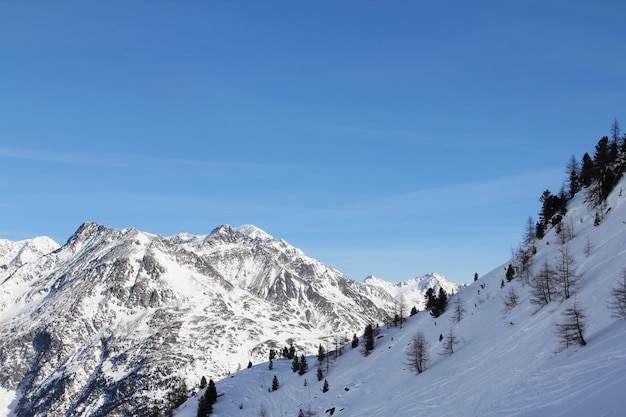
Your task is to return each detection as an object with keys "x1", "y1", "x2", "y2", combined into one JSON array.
[{"x1": 0, "y1": 223, "x2": 461, "y2": 417}]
